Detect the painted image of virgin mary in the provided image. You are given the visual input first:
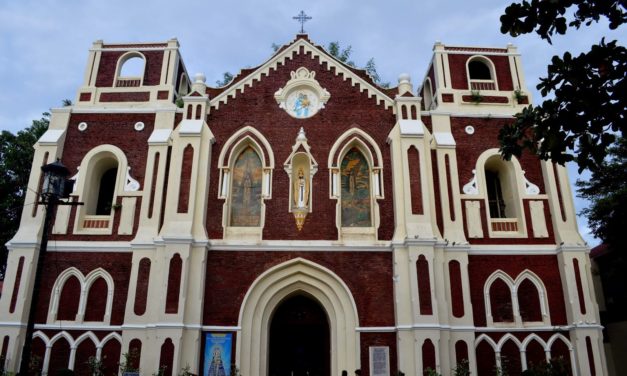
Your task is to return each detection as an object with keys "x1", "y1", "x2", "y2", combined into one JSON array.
[
  {"x1": 293, "y1": 92, "x2": 311, "y2": 118},
  {"x1": 207, "y1": 346, "x2": 227, "y2": 376}
]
